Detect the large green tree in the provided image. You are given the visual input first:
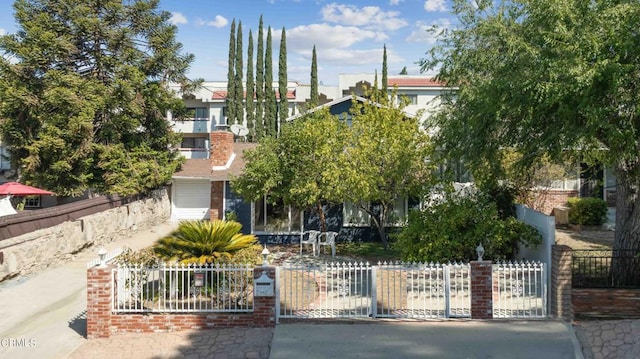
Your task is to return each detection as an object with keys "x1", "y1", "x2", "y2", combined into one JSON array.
[
  {"x1": 278, "y1": 27, "x2": 288, "y2": 124},
  {"x1": 0, "y1": 0, "x2": 191, "y2": 197},
  {"x1": 255, "y1": 15, "x2": 264, "y2": 141},
  {"x1": 245, "y1": 30, "x2": 255, "y2": 141},
  {"x1": 225, "y1": 19, "x2": 236, "y2": 126},
  {"x1": 339, "y1": 96, "x2": 434, "y2": 248},
  {"x1": 423, "y1": 0, "x2": 640, "y2": 283},
  {"x1": 264, "y1": 27, "x2": 277, "y2": 137},
  {"x1": 233, "y1": 95, "x2": 433, "y2": 248},
  {"x1": 310, "y1": 45, "x2": 319, "y2": 107},
  {"x1": 233, "y1": 21, "x2": 244, "y2": 125},
  {"x1": 231, "y1": 107, "x2": 348, "y2": 231}
]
